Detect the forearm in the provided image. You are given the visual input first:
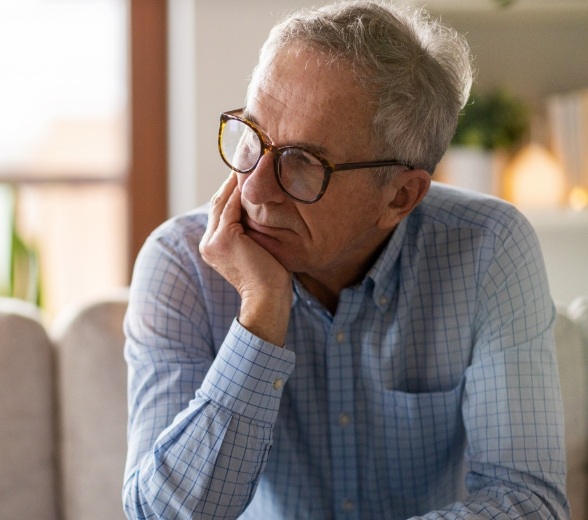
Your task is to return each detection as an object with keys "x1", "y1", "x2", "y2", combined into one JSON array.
[
  {"x1": 124, "y1": 398, "x2": 272, "y2": 520},
  {"x1": 123, "y1": 320, "x2": 296, "y2": 520},
  {"x1": 410, "y1": 486, "x2": 564, "y2": 519}
]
